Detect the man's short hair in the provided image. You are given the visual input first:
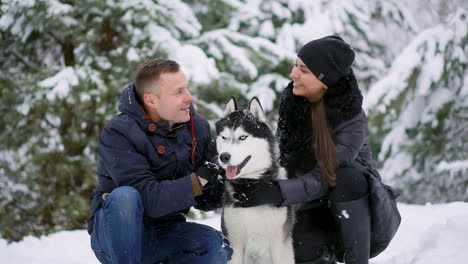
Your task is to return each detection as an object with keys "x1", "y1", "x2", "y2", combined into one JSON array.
[{"x1": 134, "y1": 59, "x2": 180, "y2": 103}]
